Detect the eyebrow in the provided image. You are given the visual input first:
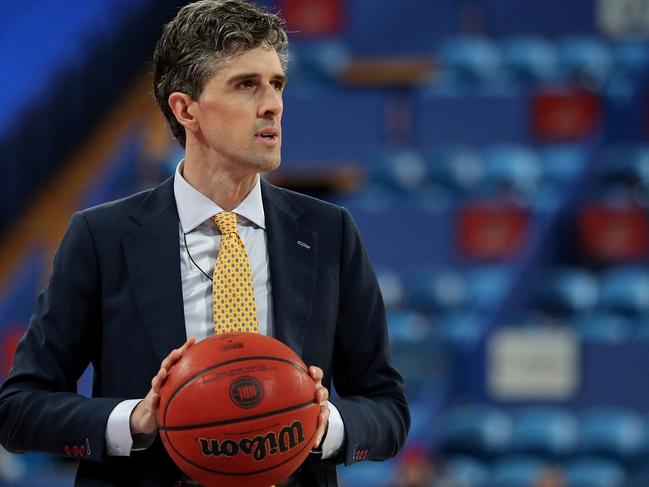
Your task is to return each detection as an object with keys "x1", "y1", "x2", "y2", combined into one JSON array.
[{"x1": 226, "y1": 72, "x2": 287, "y2": 85}]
